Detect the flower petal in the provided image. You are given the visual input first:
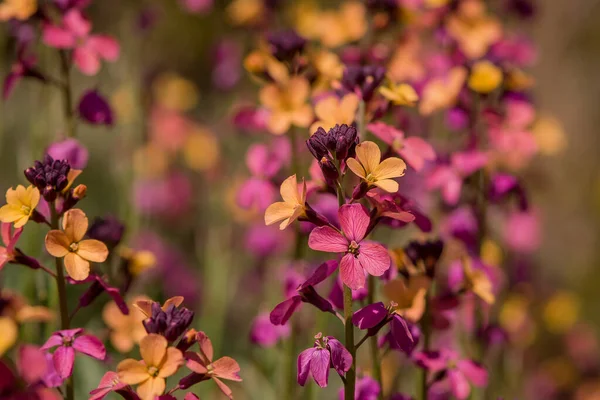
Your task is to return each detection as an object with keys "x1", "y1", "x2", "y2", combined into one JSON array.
[
  {"x1": 42, "y1": 26, "x2": 76, "y2": 49},
  {"x1": 0, "y1": 205, "x2": 24, "y2": 224},
  {"x1": 269, "y1": 296, "x2": 302, "y2": 325},
  {"x1": 357, "y1": 242, "x2": 391, "y2": 277},
  {"x1": 41, "y1": 333, "x2": 63, "y2": 351},
  {"x1": 308, "y1": 226, "x2": 348, "y2": 253},
  {"x1": 140, "y1": 334, "x2": 168, "y2": 367},
  {"x1": 157, "y1": 347, "x2": 183, "y2": 378},
  {"x1": 0, "y1": 317, "x2": 17, "y2": 357},
  {"x1": 457, "y1": 360, "x2": 488, "y2": 387},
  {"x1": 185, "y1": 351, "x2": 209, "y2": 375},
  {"x1": 77, "y1": 239, "x2": 108, "y2": 262},
  {"x1": 355, "y1": 141, "x2": 381, "y2": 174},
  {"x1": 117, "y1": 359, "x2": 149, "y2": 385},
  {"x1": 73, "y1": 334, "x2": 106, "y2": 360},
  {"x1": 390, "y1": 314, "x2": 415, "y2": 354},
  {"x1": 264, "y1": 202, "x2": 294, "y2": 227},
  {"x1": 340, "y1": 253, "x2": 366, "y2": 290},
  {"x1": 352, "y1": 302, "x2": 387, "y2": 330},
  {"x1": 297, "y1": 347, "x2": 316, "y2": 386},
  {"x1": 64, "y1": 252, "x2": 90, "y2": 281},
  {"x1": 137, "y1": 376, "x2": 165, "y2": 400},
  {"x1": 373, "y1": 179, "x2": 399, "y2": 193},
  {"x1": 74, "y1": 46, "x2": 101, "y2": 76},
  {"x1": 213, "y1": 377, "x2": 234, "y2": 399},
  {"x1": 338, "y1": 204, "x2": 370, "y2": 242},
  {"x1": 62, "y1": 209, "x2": 88, "y2": 243},
  {"x1": 53, "y1": 346, "x2": 75, "y2": 379},
  {"x1": 88, "y1": 35, "x2": 120, "y2": 61},
  {"x1": 448, "y1": 369, "x2": 471, "y2": 400},
  {"x1": 280, "y1": 175, "x2": 300, "y2": 204},
  {"x1": 63, "y1": 10, "x2": 91, "y2": 37},
  {"x1": 196, "y1": 331, "x2": 214, "y2": 363},
  {"x1": 45, "y1": 231, "x2": 71, "y2": 258},
  {"x1": 310, "y1": 348, "x2": 330, "y2": 388},
  {"x1": 212, "y1": 356, "x2": 242, "y2": 381},
  {"x1": 346, "y1": 157, "x2": 366, "y2": 179},
  {"x1": 327, "y1": 337, "x2": 352, "y2": 375},
  {"x1": 374, "y1": 157, "x2": 406, "y2": 180}
]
